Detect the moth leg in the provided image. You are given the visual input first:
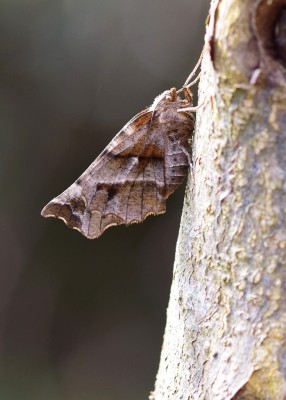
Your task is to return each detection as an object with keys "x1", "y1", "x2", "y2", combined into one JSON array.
[
  {"x1": 178, "y1": 96, "x2": 207, "y2": 113},
  {"x1": 188, "y1": 158, "x2": 195, "y2": 186},
  {"x1": 181, "y1": 146, "x2": 192, "y2": 167}
]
